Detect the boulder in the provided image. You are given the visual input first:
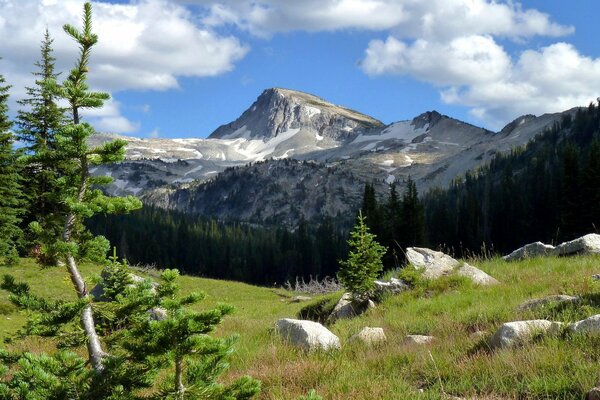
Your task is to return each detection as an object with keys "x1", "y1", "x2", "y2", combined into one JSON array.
[
  {"x1": 503, "y1": 241, "x2": 555, "y2": 262},
  {"x1": 328, "y1": 292, "x2": 375, "y2": 321},
  {"x1": 569, "y1": 314, "x2": 600, "y2": 335},
  {"x1": 517, "y1": 295, "x2": 580, "y2": 312},
  {"x1": 406, "y1": 247, "x2": 459, "y2": 279},
  {"x1": 554, "y1": 233, "x2": 600, "y2": 256},
  {"x1": 275, "y1": 318, "x2": 340, "y2": 351},
  {"x1": 374, "y1": 277, "x2": 409, "y2": 295},
  {"x1": 490, "y1": 320, "x2": 563, "y2": 349},
  {"x1": 456, "y1": 263, "x2": 499, "y2": 286},
  {"x1": 147, "y1": 307, "x2": 167, "y2": 321},
  {"x1": 403, "y1": 335, "x2": 435, "y2": 345},
  {"x1": 348, "y1": 327, "x2": 386, "y2": 345},
  {"x1": 406, "y1": 247, "x2": 499, "y2": 285}
]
